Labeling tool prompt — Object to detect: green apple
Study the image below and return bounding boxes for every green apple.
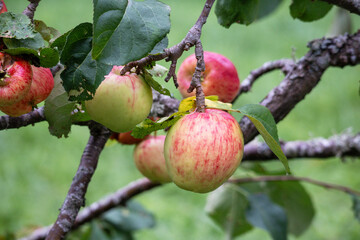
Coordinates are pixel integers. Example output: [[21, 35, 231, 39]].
[[85, 66, 152, 132], [164, 109, 244, 193]]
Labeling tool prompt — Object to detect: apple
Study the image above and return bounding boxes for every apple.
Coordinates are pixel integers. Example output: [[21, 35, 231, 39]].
[[177, 51, 240, 103], [164, 109, 244, 193], [117, 131, 145, 145], [0, 66, 54, 116], [0, 0, 7, 14], [85, 66, 153, 133], [133, 135, 171, 183], [0, 53, 32, 107]]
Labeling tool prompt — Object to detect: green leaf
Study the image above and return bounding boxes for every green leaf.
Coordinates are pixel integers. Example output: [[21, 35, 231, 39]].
[[238, 104, 290, 174], [3, 33, 45, 50], [149, 36, 168, 55], [39, 48, 59, 68], [92, 0, 171, 65], [215, 0, 283, 28], [143, 70, 171, 96], [290, 0, 333, 22], [246, 193, 288, 240], [44, 71, 76, 138], [268, 181, 315, 236], [102, 201, 155, 232], [131, 112, 186, 139], [34, 20, 61, 44], [178, 95, 220, 113], [351, 194, 360, 222], [0, 12, 38, 39], [56, 22, 112, 101], [4, 47, 38, 57], [89, 222, 111, 240], [205, 184, 253, 238]]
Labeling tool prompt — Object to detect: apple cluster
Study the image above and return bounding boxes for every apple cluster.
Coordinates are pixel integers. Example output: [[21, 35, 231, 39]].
[[105, 52, 243, 193], [0, 53, 54, 116]]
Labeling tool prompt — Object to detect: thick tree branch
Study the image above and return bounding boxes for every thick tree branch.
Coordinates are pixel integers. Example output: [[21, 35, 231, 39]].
[[150, 90, 179, 119], [23, 0, 41, 21], [320, 0, 360, 15], [0, 107, 45, 130], [241, 31, 360, 143], [243, 131, 360, 161], [233, 59, 295, 101], [22, 178, 159, 240], [45, 122, 110, 240], [121, 0, 215, 100], [229, 175, 360, 196]]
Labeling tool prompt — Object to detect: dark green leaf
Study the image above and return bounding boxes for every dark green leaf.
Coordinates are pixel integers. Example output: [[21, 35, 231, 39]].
[[268, 181, 315, 236], [39, 48, 59, 68], [290, 0, 333, 22], [215, 0, 282, 28], [92, 0, 171, 65], [44, 71, 76, 138], [3, 33, 45, 50], [0, 12, 37, 39], [205, 184, 253, 238], [238, 104, 290, 174], [89, 222, 110, 240], [131, 112, 186, 139], [143, 70, 171, 96], [55, 23, 112, 101], [4, 47, 38, 56], [246, 193, 288, 240], [150, 36, 168, 55], [351, 194, 360, 222], [102, 201, 155, 232]]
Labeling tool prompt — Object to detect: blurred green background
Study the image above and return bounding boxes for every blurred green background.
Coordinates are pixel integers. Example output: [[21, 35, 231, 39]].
[[1, 0, 360, 239]]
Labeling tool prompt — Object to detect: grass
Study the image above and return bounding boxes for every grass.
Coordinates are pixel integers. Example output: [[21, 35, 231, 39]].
[[1, 0, 360, 239]]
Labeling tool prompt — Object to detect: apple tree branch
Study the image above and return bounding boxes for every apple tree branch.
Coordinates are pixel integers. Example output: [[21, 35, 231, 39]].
[[320, 0, 360, 15], [45, 122, 110, 240], [23, 0, 42, 21]]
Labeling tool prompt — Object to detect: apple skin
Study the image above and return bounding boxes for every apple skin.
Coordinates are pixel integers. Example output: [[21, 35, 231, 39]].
[[177, 51, 240, 103], [117, 131, 145, 145], [0, 66, 54, 116], [133, 135, 171, 183], [164, 109, 244, 193], [0, 53, 33, 107], [85, 66, 153, 133], [0, 0, 7, 14]]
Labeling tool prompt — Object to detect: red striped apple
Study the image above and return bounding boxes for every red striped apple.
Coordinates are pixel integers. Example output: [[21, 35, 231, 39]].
[[133, 135, 171, 183], [0, 66, 54, 116], [164, 109, 244, 193], [0, 53, 32, 107], [0, 0, 7, 14], [177, 51, 240, 103], [85, 66, 153, 133]]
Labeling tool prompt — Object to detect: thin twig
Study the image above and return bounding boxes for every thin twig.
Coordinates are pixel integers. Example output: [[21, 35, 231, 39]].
[[121, 0, 215, 111], [320, 0, 360, 15], [243, 131, 360, 161], [23, 0, 41, 21], [229, 175, 360, 196], [45, 122, 110, 240]]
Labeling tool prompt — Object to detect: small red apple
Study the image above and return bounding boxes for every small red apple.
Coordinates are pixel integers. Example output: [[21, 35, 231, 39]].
[[133, 135, 171, 183], [0, 0, 7, 14], [0, 53, 32, 107], [177, 51, 240, 103], [117, 131, 145, 145], [164, 109, 244, 193], [0, 66, 54, 116], [85, 66, 153, 133]]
